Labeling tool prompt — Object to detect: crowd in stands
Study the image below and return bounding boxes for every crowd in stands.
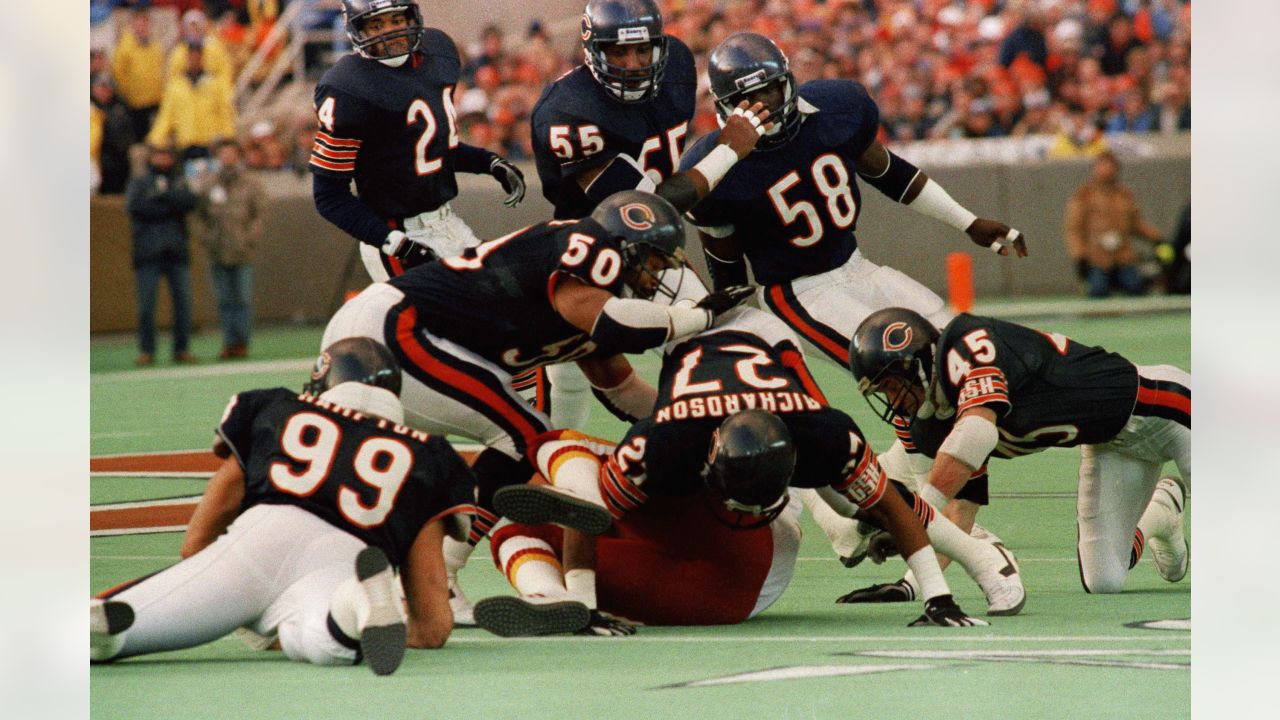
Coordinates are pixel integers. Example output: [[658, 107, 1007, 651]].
[[92, 0, 1191, 195]]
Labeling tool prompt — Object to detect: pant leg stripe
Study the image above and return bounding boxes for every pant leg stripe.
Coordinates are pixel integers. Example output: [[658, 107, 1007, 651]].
[[764, 283, 850, 365]]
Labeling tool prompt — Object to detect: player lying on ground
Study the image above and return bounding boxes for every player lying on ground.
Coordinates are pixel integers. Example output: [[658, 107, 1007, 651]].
[[844, 308, 1189, 597], [478, 308, 1025, 634], [317, 190, 755, 625], [90, 339, 475, 675]]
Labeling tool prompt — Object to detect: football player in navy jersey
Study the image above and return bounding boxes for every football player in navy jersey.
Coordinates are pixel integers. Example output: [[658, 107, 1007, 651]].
[[310, 0, 527, 282], [680, 31, 1028, 576], [847, 307, 1190, 596], [317, 190, 753, 624], [487, 307, 1027, 634], [526, 0, 769, 431], [90, 339, 476, 676]]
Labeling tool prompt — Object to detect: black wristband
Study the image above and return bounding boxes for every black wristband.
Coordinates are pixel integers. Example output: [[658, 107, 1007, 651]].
[[703, 247, 749, 290]]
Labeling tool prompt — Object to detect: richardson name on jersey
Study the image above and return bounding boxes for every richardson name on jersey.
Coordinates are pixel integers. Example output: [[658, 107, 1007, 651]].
[[298, 393, 431, 443], [654, 390, 822, 423]]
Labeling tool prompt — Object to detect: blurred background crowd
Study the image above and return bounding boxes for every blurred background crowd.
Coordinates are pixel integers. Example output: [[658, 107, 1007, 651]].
[[91, 0, 1190, 193]]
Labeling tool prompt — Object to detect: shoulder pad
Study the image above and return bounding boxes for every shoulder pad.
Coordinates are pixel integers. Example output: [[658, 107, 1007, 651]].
[[421, 27, 462, 82], [664, 35, 697, 86], [799, 79, 880, 151]]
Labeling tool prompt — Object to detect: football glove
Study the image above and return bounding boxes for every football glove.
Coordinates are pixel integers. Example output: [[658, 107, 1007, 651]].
[[382, 230, 438, 264], [489, 157, 526, 208], [840, 525, 899, 568], [695, 285, 755, 317], [575, 610, 637, 637], [908, 594, 989, 627], [836, 579, 915, 604]]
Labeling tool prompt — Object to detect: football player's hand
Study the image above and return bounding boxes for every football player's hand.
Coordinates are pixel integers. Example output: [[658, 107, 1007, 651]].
[[489, 157, 526, 207], [720, 101, 772, 158], [836, 580, 915, 604], [966, 218, 1028, 258], [575, 610, 637, 637], [908, 594, 989, 627], [382, 230, 438, 263], [695, 285, 755, 317]]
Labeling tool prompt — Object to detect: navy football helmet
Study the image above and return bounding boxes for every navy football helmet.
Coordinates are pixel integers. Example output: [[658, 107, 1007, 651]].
[[589, 190, 687, 300], [305, 337, 402, 396], [704, 410, 796, 530], [581, 0, 668, 103], [708, 33, 801, 150], [341, 0, 424, 61], [849, 308, 939, 424]]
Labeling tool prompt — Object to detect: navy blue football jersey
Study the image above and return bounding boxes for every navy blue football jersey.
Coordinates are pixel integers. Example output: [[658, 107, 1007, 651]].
[[930, 314, 1140, 457], [310, 31, 466, 220], [387, 218, 630, 373], [681, 79, 881, 285], [531, 36, 696, 219], [216, 388, 476, 567], [610, 309, 887, 508]]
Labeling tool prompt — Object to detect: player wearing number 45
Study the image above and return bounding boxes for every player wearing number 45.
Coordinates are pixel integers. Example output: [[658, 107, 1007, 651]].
[[848, 308, 1190, 595], [318, 190, 755, 624], [90, 339, 477, 676], [310, 0, 527, 282]]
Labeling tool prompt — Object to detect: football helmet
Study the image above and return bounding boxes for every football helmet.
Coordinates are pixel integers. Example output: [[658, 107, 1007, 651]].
[[849, 308, 939, 424], [581, 0, 668, 103], [704, 410, 796, 530], [708, 33, 801, 151], [341, 0, 424, 61], [589, 190, 688, 300], [305, 337, 402, 396]]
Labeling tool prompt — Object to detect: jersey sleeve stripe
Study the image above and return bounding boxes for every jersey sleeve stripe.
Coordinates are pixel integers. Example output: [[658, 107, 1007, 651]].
[[957, 366, 1010, 414], [310, 155, 356, 173], [312, 144, 359, 161], [316, 130, 362, 148], [600, 459, 646, 518]]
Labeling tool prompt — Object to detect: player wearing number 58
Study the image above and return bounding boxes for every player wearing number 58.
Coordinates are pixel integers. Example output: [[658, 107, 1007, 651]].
[[309, 0, 526, 282]]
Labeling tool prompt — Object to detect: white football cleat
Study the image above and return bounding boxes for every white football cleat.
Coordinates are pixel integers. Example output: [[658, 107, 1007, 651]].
[[975, 538, 1026, 616], [1144, 477, 1189, 583], [448, 573, 476, 627], [355, 546, 407, 676], [90, 598, 134, 662]]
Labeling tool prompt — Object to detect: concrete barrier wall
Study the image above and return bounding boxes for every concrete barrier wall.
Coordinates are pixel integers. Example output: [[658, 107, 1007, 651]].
[[90, 154, 1190, 334]]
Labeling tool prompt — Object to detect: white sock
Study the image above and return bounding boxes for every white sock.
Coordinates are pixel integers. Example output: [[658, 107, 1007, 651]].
[[905, 546, 950, 600], [443, 535, 475, 576], [497, 535, 567, 600], [537, 441, 608, 507], [548, 363, 591, 429], [925, 511, 998, 581], [793, 487, 863, 559], [328, 576, 370, 640]]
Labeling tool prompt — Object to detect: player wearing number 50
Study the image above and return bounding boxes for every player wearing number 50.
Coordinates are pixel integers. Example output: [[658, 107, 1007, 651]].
[[90, 339, 477, 676], [318, 190, 754, 622], [849, 308, 1190, 595], [310, 0, 527, 282]]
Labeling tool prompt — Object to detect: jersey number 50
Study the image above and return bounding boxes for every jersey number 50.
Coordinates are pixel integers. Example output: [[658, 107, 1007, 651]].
[[269, 412, 412, 529]]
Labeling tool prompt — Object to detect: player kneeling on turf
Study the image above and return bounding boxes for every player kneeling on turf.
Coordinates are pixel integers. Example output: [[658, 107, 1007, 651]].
[[90, 339, 476, 675]]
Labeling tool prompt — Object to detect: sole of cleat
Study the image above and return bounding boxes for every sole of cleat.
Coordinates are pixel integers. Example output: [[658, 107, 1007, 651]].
[[493, 485, 612, 536], [473, 596, 591, 638], [356, 547, 407, 676]]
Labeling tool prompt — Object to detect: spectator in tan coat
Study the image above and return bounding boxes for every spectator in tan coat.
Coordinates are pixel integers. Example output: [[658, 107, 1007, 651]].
[[1064, 151, 1164, 297], [196, 140, 266, 360]]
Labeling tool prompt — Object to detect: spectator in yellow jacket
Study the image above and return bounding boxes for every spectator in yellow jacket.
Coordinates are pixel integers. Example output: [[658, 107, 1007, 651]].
[[111, 8, 167, 140], [147, 45, 237, 160], [167, 9, 234, 90]]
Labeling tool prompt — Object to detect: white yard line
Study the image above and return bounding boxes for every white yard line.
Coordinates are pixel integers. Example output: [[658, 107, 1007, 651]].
[[93, 358, 313, 384]]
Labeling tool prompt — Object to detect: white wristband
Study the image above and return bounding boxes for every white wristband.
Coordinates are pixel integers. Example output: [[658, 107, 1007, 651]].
[[910, 178, 977, 232], [565, 568, 597, 610], [692, 143, 740, 191], [905, 545, 950, 601], [667, 304, 713, 340]]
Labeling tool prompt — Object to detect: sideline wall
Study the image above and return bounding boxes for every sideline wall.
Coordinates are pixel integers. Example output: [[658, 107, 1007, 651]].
[[90, 154, 1189, 334]]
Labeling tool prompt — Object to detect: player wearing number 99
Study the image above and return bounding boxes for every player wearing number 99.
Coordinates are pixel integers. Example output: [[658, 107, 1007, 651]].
[[317, 190, 754, 624], [89, 338, 477, 676], [850, 307, 1190, 595], [310, 0, 526, 283]]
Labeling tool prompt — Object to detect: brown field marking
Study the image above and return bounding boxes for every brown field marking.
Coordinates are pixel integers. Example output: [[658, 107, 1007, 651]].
[[91, 451, 222, 473]]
